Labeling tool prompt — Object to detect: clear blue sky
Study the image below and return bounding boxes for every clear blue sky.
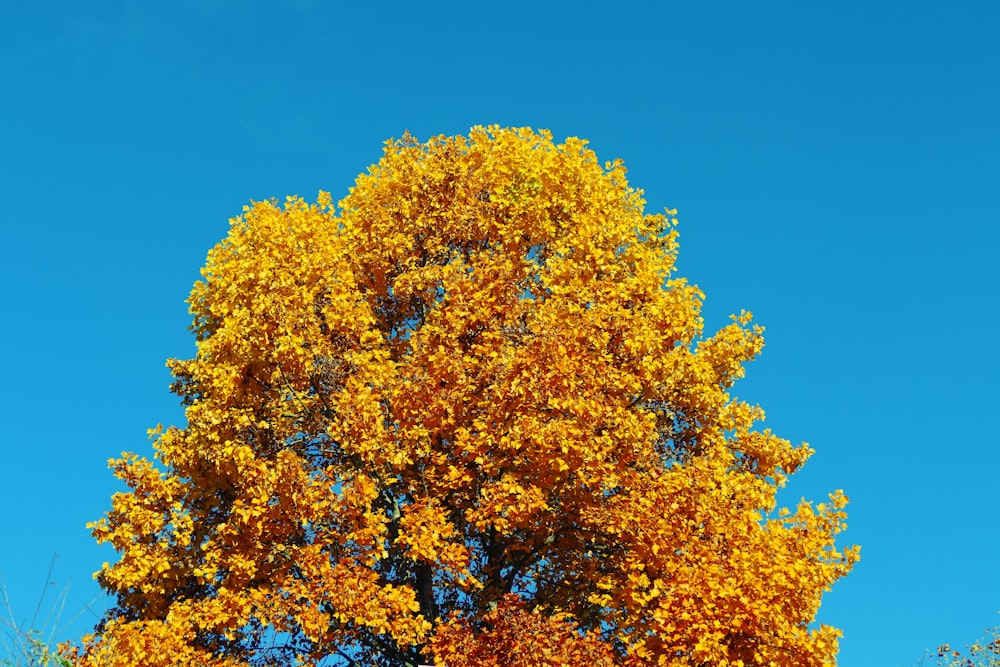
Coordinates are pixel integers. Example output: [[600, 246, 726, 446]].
[[2, 2, 997, 665]]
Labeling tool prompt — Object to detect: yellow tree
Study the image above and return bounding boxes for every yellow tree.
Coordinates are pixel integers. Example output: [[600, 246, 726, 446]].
[[67, 127, 858, 667]]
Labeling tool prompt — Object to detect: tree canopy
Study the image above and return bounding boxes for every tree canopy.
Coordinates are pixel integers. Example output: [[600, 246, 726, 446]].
[[68, 126, 858, 666]]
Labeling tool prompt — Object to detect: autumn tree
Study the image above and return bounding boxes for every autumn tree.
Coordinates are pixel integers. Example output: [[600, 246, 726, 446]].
[[68, 127, 858, 667]]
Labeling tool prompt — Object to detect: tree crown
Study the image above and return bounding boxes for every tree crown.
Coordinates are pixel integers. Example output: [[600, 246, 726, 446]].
[[69, 126, 858, 667]]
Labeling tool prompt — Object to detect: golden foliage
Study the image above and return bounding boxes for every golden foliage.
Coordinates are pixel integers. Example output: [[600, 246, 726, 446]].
[[69, 127, 857, 666]]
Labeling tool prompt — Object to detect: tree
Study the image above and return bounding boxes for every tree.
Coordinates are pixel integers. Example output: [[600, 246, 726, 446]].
[[928, 622, 1000, 667], [67, 127, 858, 666]]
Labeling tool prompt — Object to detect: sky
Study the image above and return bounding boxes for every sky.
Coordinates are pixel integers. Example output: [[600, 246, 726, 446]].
[[1, 1, 997, 664]]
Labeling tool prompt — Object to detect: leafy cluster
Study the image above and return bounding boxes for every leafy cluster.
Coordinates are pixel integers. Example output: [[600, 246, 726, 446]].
[[933, 624, 1000, 667], [67, 127, 857, 666]]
